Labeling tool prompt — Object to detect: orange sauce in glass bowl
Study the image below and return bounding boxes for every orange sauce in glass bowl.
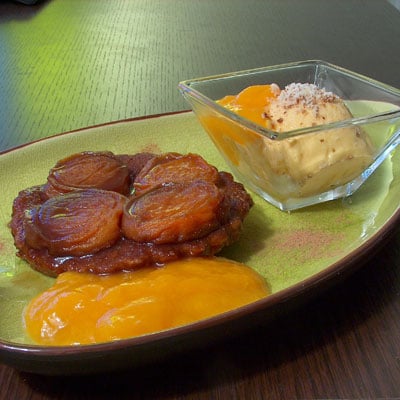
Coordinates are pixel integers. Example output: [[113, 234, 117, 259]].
[[24, 257, 269, 346], [198, 84, 279, 166], [217, 84, 279, 127]]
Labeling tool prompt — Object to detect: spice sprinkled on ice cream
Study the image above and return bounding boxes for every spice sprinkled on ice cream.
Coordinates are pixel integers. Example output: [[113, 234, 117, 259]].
[[268, 83, 352, 131], [215, 83, 375, 199]]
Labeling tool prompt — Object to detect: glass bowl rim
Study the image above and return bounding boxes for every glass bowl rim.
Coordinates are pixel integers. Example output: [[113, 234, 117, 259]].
[[178, 60, 400, 141]]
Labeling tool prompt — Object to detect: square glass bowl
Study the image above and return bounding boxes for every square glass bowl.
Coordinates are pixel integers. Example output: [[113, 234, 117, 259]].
[[178, 60, 400, 211]]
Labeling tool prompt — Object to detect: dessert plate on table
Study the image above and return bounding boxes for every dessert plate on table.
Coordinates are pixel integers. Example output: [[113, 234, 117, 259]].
[[0, 110, 399, 375]]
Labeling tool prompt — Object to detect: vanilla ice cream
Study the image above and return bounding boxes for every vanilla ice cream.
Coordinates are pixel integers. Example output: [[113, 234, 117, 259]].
[[208, 82, 375, 207], [268, 83, 352, 132], [259, 83, 375, 197]]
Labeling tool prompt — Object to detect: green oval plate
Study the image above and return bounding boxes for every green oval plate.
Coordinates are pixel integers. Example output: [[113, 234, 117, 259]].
[[0, 110, 399, 375]]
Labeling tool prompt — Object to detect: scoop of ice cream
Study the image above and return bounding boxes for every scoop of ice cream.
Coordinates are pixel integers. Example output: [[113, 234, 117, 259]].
[[261, 83, 375, 197], [268, 83, 351, 132], [212, 82, 375, 204]]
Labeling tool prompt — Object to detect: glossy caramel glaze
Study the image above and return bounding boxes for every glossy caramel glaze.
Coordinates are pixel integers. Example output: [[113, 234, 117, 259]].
[[10, 152, 253, 276]]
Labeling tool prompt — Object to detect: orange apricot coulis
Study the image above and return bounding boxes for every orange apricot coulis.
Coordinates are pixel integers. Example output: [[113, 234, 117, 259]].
[[24, 257, 268, 346], [201, 84, 279, 166], [217, 84, 279, 127]]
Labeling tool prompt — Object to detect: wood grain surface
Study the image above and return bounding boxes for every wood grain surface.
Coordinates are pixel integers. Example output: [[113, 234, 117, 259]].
[[1, 0, 400, 399]]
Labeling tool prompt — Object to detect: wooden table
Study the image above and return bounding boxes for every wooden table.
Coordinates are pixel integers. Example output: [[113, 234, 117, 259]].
[[1, 0, 400, 398]]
